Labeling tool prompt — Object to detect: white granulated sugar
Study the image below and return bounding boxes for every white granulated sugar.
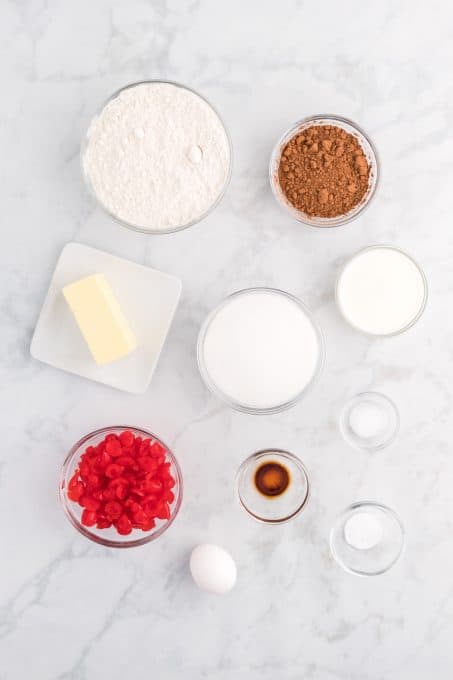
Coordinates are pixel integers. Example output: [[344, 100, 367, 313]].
[[202, 291, 321, 410], [83, 83, 231, 231]]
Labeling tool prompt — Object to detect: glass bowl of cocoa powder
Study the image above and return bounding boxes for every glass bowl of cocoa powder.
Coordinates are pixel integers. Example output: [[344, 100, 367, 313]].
[[269, 115, 379, 227]]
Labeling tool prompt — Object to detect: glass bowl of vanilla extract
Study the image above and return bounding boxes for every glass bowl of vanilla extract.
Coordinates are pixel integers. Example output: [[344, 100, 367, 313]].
[[235, 449, 310, 524]]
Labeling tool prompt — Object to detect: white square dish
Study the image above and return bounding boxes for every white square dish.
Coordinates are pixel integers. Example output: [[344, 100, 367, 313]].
[[31, 242, 182, 393]]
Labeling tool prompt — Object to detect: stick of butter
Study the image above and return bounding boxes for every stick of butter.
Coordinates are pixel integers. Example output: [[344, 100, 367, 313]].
[[63, 274, 137, 365]]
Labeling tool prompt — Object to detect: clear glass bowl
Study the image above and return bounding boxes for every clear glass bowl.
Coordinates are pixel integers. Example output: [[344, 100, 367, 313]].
[[330, 501, 404, 576], [269, 114, 379, 227], [197, 287, 325, 415], [339, 392, 400, 451], [236, 449, 310, 524], [335, 244, 428, 337], [60, 426, 183, 548], [81, 79, 232, 235]]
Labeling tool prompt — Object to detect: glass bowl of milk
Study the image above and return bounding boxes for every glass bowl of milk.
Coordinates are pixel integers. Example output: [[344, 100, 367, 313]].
[[336, 245, 428, 336], [197, 288, 325, 414]]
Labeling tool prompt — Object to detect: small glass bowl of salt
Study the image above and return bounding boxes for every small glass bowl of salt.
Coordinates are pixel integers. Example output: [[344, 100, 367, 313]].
[[339, 391, 399, 452], [330, 501, 405, 576]]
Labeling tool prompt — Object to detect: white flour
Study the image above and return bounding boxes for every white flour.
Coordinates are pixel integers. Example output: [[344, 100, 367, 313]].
[[83, 82, 231, 231]]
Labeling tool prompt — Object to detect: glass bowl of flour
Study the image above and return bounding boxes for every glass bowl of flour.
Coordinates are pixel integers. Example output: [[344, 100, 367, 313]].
[[81, 80, 232, 234]]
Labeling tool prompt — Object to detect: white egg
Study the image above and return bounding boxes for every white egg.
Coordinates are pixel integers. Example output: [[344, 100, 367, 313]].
[[189, 543, 237, 594]]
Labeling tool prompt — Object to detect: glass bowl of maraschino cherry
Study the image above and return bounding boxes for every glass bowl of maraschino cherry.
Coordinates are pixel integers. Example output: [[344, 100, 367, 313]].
[[60, 426, 183, 548]]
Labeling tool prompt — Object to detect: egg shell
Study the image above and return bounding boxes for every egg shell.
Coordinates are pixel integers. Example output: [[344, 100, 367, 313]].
[[189, 543, 237, 594]]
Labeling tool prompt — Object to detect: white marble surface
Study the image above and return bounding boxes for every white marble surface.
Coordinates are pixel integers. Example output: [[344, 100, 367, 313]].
[[1, 1, 453, 678]]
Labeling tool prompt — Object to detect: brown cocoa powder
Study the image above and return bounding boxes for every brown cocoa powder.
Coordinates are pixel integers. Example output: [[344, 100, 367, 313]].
[[277, 125, 370, 218]]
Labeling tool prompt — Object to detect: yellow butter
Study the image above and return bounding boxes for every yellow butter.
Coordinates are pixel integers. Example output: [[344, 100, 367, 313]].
[[63, 274, 136, 365]]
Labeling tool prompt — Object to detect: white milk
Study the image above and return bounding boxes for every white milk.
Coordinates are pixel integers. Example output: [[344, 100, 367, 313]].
[[200, 290, 322, 411], [336, 246, 426, 335]]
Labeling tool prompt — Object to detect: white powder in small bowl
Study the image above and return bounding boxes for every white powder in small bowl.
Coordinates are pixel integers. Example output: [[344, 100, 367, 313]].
[[348, 401, 388, 440], [344, 512, 383, 550], [83, 82, 231, 233]]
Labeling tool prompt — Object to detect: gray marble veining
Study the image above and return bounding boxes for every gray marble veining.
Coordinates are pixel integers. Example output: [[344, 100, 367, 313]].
[[1, 0, 453, 678]]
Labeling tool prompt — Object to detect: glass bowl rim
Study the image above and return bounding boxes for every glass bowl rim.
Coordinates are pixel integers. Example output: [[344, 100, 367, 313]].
[[60, 425, 183, 548], [269, 113, 380, 228], [329, 500, 405, 576], [80, 79, 233, 235], [235, 448, 310, 524], [339, 390, 400, 451], [196, 287, 326, 415], [335, 244, 429, 337]]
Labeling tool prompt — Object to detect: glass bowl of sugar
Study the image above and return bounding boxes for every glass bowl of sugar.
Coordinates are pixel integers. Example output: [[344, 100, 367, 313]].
[[81, 80, 232, 234], [197, 288, 325, 415]]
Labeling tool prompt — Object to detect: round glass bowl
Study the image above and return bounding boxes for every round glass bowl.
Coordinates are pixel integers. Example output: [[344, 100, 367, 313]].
[[269, 114, 379, 227], [336, 245, 428, 336], [197, 288, 325, 415], [340, 392, 399, 452], [81, 79, 232, 234], [236, 450, 310, 524], [330, 502, 404, 576], [60, 426, 183, 548]]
